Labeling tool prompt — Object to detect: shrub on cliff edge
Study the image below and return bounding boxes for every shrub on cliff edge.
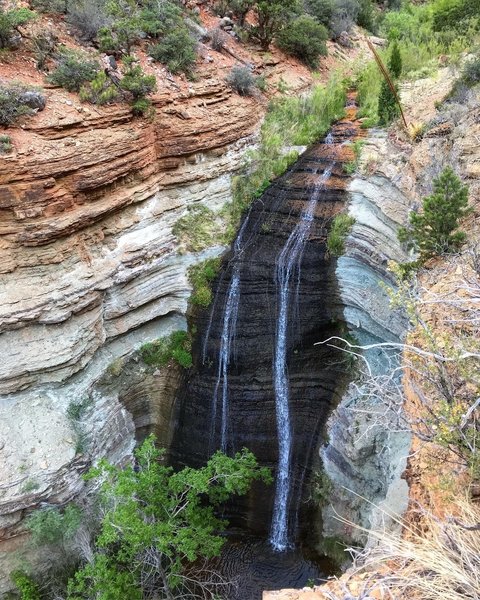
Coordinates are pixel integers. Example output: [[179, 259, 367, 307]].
[[398, 167, 470, 259]]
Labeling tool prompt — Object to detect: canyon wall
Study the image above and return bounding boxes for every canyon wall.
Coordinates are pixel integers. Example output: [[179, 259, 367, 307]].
[[0, 60, 315, 588]]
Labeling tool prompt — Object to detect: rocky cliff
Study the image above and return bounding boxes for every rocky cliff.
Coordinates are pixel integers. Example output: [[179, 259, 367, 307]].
[[264, 63, 480, 600], [0, 13, 325, 585]]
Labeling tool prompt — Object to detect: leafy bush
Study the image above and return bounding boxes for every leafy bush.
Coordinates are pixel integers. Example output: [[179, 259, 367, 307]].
[[249, 0, 300, 50], [11, 571, 41, 600], [462, 54, 480, 85], [0, 7, 35, 49], [356, 0, 377, 32], [227, 65, 256, 95], [330, 0, 359, 37], [67, 0, 110, 42], [432, 0, 480, 31], [305, 0, 334, 28], [140, 330, 193, 369], [210, 27, 226, 51], [398, 167, 470, 259], [276, 15, 328, 69], [173, 205, 219, 252], [80, 71, 120, 104], [0, 134, 12, 153], [32, 30, 57, 70], [140, 0, 183, 38], [26, 505, 82, 546], [118, 57, 156, 115], [189, 258, 221, 308], [48, 49, 99, 92], [327, 213, 355, 256], [148, 28, 197, 75], [67, 436, 270, 599], [31, 0, 67, 13], [0, 82, 36, 125]]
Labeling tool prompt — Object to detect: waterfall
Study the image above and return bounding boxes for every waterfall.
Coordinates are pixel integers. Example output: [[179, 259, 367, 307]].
[[208, 209, 253, 453], [270, 137, 334, 552]]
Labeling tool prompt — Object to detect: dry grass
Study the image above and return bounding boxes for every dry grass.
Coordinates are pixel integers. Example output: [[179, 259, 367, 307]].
[[330, 498, 480, 600]]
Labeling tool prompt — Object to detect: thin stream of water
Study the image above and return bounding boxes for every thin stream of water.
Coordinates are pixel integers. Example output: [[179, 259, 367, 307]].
[[270, 135, 334, 551]]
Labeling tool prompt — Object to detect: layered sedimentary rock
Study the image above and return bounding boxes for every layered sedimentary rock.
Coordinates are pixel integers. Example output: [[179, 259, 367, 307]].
[[0, 63, 313, 589]]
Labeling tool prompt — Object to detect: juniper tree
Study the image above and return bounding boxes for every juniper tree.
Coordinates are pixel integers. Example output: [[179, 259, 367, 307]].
[[67, 436, 271, 600], [398, 167, 470, 259], [389, 40, 402, 78]]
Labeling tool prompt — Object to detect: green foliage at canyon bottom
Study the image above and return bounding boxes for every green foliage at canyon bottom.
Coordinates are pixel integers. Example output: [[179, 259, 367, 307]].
[[65, 436, 271, 600]]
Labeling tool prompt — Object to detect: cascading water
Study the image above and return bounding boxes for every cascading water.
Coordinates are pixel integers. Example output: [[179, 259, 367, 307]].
[[170, 97, 365, 599], [270, 146, 334, 551], [208, 211, 253, 452]]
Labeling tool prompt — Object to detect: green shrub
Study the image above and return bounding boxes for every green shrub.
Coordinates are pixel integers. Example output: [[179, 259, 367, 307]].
[[0, 7, 35, 49], [80, 70, 120, 104], [227, 65, 256, 95], [378, 79, 399, 125], [31, 0, 67, 13], [0, 82, 36, 126], [67, 0, 110, 42], [377, 44, 402, 126], [139, 0, 183, 38], [140, 330, 192, 368], [148, 28, 197, 75], [389, 40, 402, 79], [432, 0, 480, 31], [0, 134, 12, 153], [327, 213, 355, 256], [398, 167, 470, 259], [305, 0, 334, 28], [356, 0, 377, 32], [26, 505, 83, 546], [249, 0, 300, 50], [462, 54, 480, 85], [276, 15, 328, 69], [11, 571, 41, 600], [48, 48, 99, 92], [120, 57, 156, 100], [188, 258, 221, 308]]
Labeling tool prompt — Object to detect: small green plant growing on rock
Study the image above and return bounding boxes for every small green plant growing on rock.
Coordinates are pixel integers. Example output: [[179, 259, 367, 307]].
[[0, 134, 12, 153], [11, 570, 41, 600], [398, 167, 470, 260], [188, 258, 221, 308], [0, 6, 36, 50], [140, 330, 193, 369], [327, 213, 355, 256], [80, 70, 120, 105], [148, 28, 197, 75], [227, 65, 256, 96], [26, 504, 83, 546], [48, 48, 99, 92], [119, 56, 157, 116]]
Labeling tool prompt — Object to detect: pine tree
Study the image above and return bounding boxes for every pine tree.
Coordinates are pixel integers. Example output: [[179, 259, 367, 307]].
[[398, 167, 470, 259], [377, 40, 402, 125], [378, 78, 399, 125], [389, 40, 402, 79]]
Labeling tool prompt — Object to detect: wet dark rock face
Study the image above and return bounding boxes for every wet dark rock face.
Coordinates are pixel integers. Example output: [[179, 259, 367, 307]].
[[170, 111, 362, 548]]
